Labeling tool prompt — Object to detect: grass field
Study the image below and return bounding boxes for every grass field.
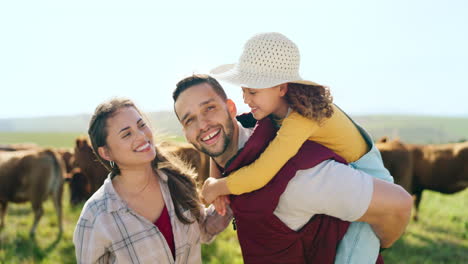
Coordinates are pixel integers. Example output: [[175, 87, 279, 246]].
[[0, 189, 466, 263], [1, 133, 467, 263]]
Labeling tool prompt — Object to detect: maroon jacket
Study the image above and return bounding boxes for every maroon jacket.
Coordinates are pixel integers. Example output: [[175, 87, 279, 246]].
[[221, 114, 351, 263]]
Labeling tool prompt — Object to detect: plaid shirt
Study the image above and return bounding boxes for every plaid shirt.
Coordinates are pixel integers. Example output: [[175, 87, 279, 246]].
[[73, 170, 232, 264]]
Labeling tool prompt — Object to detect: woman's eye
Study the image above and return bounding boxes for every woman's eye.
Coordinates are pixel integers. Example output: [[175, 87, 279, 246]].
[[122, 132, 131, 138], [139, 122, 146, 128], [207, 106, 215, 111]]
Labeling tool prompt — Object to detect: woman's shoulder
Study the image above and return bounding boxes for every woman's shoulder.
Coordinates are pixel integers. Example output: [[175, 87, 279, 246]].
[[79, 179, 123, 223]]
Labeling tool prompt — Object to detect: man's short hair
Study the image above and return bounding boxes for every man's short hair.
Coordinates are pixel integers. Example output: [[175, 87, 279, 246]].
[[173, 74, 228, 102]]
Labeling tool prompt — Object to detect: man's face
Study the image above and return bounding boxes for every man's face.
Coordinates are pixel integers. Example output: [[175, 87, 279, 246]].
[[174, 83, 237, 157]]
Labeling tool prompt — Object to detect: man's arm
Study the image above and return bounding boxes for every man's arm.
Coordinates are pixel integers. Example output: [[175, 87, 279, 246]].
[[356, 177, 412, 248], [274, 159, 412, 247]]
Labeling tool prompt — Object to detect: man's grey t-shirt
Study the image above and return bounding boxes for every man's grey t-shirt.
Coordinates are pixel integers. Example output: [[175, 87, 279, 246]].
[[237, 122, 373, 231]]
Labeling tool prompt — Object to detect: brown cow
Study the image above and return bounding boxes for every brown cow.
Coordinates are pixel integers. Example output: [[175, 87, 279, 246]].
[[69, 167, 90, 206], [375, 137, 413, 193], [1, 144, 75, 178], [72, 137, 109, 203], [408, 141, 468, 220], [377, 137, 468, 220], [0, 149, 64, 236], [56, 148, 76, 177]]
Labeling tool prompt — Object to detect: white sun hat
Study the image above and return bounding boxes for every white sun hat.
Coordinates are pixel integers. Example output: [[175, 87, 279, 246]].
[[210, 32, 319, 89]]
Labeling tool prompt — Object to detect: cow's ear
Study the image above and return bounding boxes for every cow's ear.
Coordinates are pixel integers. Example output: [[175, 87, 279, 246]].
[[77, 137, 86, 148], [98, 146, 111, 161]]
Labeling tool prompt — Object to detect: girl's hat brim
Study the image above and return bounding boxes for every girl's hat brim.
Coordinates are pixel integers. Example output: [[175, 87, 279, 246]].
[[210, 63, 320, 89]]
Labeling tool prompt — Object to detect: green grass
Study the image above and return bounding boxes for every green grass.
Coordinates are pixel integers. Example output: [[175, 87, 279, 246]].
[[0, 187, 243, 264], [0, 188, 82, 264], [202, 227, 243, 264], [381, 190, 468, 264]]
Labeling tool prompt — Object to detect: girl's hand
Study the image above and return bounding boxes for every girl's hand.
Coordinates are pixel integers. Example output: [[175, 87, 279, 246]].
[[213, 195, 230, 216], [202, 177, 231, 204], [201, 177, 220, 204]]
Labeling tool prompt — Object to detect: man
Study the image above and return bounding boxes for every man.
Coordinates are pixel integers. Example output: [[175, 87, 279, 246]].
[[173, 75, 412, 263]]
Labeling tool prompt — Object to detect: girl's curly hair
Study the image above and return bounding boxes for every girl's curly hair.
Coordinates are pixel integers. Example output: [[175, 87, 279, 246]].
[[285, 82, 334, 124]]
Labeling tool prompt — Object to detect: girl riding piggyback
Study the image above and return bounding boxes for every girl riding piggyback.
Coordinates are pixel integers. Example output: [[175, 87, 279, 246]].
[[202, 32, 394, 264]]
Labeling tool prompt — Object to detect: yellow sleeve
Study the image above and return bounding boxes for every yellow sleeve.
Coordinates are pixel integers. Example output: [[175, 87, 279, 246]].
[[226, 111, 320, 194]]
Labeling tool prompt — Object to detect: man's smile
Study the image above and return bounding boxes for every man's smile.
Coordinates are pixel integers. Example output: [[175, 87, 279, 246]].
[[200, 129, 221, 145]]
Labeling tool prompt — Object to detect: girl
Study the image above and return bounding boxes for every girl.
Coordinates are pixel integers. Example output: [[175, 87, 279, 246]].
[[73, 98, 231, 264], [203, 32, 393, 264]]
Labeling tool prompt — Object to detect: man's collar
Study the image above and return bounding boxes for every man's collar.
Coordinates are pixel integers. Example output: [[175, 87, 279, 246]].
[[219, 121, 253, 170], [237, 121, 254, 150]]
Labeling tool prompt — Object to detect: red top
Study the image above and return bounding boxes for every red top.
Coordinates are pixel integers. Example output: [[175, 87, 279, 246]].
[[154, 205, 175, 259]]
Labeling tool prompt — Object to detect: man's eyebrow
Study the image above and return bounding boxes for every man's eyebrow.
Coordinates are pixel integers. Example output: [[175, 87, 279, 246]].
[[180, 99, 215, 123]]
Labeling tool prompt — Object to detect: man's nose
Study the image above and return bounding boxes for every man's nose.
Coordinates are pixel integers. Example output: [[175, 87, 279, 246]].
[[198, 116, 210, 131]]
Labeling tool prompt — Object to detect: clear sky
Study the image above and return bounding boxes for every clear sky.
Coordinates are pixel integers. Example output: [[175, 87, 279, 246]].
[[1, 0, 467, 119]]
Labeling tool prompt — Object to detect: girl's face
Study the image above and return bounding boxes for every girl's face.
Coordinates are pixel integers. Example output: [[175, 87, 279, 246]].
[[242, 85, 288, 120], [98, 107, 156, 169]]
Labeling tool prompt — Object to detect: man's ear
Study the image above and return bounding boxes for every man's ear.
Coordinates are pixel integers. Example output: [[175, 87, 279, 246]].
[[279, 83, 288, 97], [226, 99, 237, 118], [98, 146, 112, 162]]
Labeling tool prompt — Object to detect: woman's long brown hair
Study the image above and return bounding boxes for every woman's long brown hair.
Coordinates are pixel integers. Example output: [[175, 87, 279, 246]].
[[88, 98, 201, 224]]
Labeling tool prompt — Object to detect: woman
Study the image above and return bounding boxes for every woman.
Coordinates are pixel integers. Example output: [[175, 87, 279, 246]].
[[73, 98, 231, 263]]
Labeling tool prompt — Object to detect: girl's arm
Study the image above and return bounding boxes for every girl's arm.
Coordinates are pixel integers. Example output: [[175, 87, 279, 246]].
[[227, 111, 319, 194], [201, 111, 319, 201], [202, 177, 230, 204]]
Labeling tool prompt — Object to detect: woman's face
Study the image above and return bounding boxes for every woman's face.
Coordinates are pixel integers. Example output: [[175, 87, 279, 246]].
[[99, 107, 156, 169]]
